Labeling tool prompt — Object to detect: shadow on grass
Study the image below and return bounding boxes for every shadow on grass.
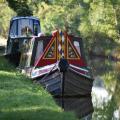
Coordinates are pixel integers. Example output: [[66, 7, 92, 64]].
[[0, 56, 16, 72], [0, 108, 76, 120]]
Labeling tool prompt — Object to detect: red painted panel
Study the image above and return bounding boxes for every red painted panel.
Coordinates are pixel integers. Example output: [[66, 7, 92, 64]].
[[35, 30, 87, 68], [35, 33, 57, 67]]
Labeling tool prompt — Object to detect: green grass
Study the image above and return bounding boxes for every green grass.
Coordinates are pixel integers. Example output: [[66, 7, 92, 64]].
[[0, 56, 76, 120]]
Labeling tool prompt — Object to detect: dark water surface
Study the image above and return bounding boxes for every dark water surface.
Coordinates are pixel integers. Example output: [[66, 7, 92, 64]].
[[54, 56, 120, 120]]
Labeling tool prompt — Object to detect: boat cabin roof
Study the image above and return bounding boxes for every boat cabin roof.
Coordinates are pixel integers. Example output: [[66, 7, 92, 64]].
[[11, 16, 40, 21], [9, 16, 41, 38]]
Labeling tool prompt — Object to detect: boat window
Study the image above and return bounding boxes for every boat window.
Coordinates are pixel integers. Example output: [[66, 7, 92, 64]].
[[10, 20, 17, 37], [44, 41, 56, 59], [73, 41, 81, 56], [35, 40, 43, 62], [18, 19, 33, 37], [33, 20, 40, 36]]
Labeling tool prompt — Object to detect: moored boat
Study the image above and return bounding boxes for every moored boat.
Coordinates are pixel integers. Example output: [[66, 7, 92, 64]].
[[23, 30, 94, 96], [5, 16, 41, 65]]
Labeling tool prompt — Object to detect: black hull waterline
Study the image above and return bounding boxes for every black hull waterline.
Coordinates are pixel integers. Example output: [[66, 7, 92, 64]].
[[36, 67, 93, 97]]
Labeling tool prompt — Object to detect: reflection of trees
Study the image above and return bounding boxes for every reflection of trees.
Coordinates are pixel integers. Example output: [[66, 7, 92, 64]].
[[93, 76, 120, 120], [104, 62, 120, 114], [93, 98, 116, 120], [114, 80, 120, 107], [91, 58, 120, 119], [88, 58, 114, 76]]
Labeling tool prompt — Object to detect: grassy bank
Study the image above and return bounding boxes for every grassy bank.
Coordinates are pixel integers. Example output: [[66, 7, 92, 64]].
[[0, 56, 76, 120]]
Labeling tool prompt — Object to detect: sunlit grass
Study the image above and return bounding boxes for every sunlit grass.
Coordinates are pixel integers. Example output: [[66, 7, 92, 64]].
[[0, 56, 76, 120]]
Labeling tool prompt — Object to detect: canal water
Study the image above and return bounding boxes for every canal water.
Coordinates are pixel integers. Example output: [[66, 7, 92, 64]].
[[54, 56, 120, 120], [90, 56, 120, 120]]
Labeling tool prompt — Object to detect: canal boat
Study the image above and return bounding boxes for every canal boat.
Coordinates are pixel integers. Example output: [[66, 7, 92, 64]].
[[6, 16, 41, 65], [18, 30, 93, 96]]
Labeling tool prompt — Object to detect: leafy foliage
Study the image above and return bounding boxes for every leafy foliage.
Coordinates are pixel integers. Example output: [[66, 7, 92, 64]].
[[6, 0, 33, 16], [0, 3, 15, 37]]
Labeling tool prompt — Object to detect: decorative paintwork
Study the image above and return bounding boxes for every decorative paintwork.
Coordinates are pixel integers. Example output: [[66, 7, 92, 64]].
[[35, 30, 86, 67]]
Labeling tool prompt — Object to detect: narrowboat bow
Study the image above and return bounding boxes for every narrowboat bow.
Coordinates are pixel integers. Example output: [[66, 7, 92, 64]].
[[26, 30, 94, 96]]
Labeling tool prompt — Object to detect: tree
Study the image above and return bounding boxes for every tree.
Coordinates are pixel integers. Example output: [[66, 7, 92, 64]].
[[34, 0, 85, 35], [6, 0, 33, 16], [0, 3, 15, 37]]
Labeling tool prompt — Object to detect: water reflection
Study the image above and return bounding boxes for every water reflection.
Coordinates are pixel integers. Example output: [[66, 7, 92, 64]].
[[89, 56, 120, 120], [53, 56, 120, 119], [54, 96, 94, 119], [92, 76, 110, 107]]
